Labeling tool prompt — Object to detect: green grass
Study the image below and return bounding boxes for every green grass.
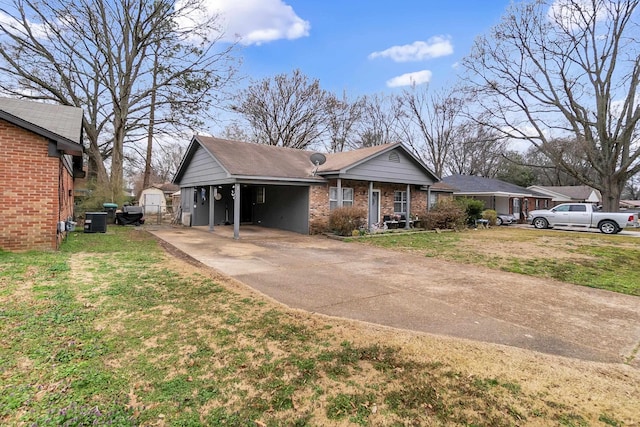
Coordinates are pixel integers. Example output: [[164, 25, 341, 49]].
[[361, 228, 640, 295], [0, 227, 634, 425]]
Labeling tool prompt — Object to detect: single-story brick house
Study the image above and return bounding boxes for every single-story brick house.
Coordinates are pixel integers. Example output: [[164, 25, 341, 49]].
[[0, 98, 84, 251], [172, 136, 439, 238], [441, 174, 552, 222], [526, 185, 601, 206]]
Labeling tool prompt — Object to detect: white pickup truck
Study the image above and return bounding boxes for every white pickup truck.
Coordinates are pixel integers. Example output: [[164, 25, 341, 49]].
[[527, 203, 640, 234]]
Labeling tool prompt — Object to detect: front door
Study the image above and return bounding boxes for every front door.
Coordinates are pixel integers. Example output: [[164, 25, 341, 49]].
[[370, 190, 380, 225]]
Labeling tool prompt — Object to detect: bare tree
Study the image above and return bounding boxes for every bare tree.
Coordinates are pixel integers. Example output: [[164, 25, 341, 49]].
[[221, 122, 252, 142], [356, 93, 402, 147], [0, 0, 237, 202], [524, 138, 597, 186], [463, 0, 640, 211], [325, 91, 364, 152], [622, 173, 640, 199], [397, 85, 464, 178], [446, 120, 507, 177], [233, 69, 332, 149]]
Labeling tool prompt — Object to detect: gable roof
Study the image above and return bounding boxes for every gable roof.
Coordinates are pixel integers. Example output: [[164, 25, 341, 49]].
[[174, 136, 439, 185], [442, 174, 550, 198], [182, 135, 323, 181], [0, 98, 84, 156], [529, 185, 600, 202], [316, 142, 439, 182]]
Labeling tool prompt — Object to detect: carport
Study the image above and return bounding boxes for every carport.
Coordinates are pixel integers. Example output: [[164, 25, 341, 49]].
[[181, 183, 312, 238], [173, 136, 325, 239]]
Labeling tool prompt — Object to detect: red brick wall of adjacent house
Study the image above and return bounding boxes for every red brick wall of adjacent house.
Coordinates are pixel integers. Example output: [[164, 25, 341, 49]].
[[0, 119, 74, 251], [308, 179, 430, 234]]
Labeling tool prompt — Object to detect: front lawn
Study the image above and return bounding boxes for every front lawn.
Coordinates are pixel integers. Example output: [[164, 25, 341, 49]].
[[360, 227, 640, 296], [1, 227, 639, 425]]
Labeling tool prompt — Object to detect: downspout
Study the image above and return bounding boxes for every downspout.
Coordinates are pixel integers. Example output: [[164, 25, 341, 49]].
[[427, 185, 431, 212]]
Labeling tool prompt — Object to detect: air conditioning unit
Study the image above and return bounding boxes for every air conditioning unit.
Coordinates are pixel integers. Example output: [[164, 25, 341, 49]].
[[84, 212, 107, 233]]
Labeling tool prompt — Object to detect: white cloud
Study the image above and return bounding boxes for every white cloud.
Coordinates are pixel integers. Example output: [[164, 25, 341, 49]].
[[547, 0, 606, 31], [386, 70, 432, 88], [179, 0, 310, 45], [369, 36, 453, 62], [0, 10, 48, 39]]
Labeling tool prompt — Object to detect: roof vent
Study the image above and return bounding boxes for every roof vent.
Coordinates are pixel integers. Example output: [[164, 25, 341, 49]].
[[388, 151, 400, 163]]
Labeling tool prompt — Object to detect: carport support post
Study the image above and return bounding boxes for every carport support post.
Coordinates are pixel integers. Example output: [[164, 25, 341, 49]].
[[208, 186, 215, 232], [368, 181, 374, 230], [233, 183, 240, 240], [405, 184, 411, 229]]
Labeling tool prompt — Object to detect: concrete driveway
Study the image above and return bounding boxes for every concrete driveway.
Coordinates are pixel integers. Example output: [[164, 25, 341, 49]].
[[149, 225, 640, 366]]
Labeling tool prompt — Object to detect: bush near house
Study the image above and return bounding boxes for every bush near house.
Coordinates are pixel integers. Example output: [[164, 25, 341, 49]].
[[329, 206, 367, 236], [422, 198, 466, 230], [457, 198, 486, 225], [482, 209, 498, 226]]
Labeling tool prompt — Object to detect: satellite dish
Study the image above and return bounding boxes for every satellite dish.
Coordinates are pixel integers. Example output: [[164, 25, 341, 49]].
[[310, 153, 326, 176], [310, 152, 326, 166]]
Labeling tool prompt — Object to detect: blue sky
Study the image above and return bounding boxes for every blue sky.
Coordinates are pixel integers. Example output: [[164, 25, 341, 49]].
[[207, 0, 513, 95]]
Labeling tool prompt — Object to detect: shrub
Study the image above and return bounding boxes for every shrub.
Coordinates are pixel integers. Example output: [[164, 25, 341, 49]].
[[329, 206, 367, 236], [482, 209, 498, 226], [422, 199, 466, 230], [457, 198, 485, 225]]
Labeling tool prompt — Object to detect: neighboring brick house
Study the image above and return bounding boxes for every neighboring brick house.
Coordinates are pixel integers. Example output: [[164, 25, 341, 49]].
[[527, 185, 601, 206], [0, 98, 84, 251], [173, 136, 439, 238], [442, 174, 552, 222]]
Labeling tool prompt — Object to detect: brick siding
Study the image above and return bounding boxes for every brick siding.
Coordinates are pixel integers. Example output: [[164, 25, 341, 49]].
[[0, 119, 75, 251], [308, 179, 430, 233]]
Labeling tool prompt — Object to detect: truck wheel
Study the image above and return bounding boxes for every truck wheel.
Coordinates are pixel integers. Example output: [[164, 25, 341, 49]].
[[599, 220, 618, 234], [532, 217, 548, 229]]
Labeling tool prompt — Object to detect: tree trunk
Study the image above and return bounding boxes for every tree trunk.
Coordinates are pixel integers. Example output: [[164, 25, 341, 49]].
[[600, 176, 625, 212]]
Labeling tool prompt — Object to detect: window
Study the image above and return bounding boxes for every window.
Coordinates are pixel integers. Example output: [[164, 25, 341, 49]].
[[535, 199, 540, 209], [394, 191, 407, 214], [554, 204, 570, 212], [256, 187, 265, 204], [428, 192, 438, 209], [544, 199, 549, 208], [329, 187, 353, 210], [513, 198, 521, 217], [569, 204, 586, 212]]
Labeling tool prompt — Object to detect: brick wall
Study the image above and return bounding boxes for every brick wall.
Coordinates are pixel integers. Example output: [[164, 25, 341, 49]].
[[308, 179, 430, 233], [0, 119, 74, 251]]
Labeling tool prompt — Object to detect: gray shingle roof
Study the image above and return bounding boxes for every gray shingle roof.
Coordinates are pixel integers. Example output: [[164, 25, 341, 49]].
[[442, 174, 549, 197], [0, 98, 83, 144], [196, 136, 323, 180], [182, 136, 439, 185], [535, 185, 598, 200]]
